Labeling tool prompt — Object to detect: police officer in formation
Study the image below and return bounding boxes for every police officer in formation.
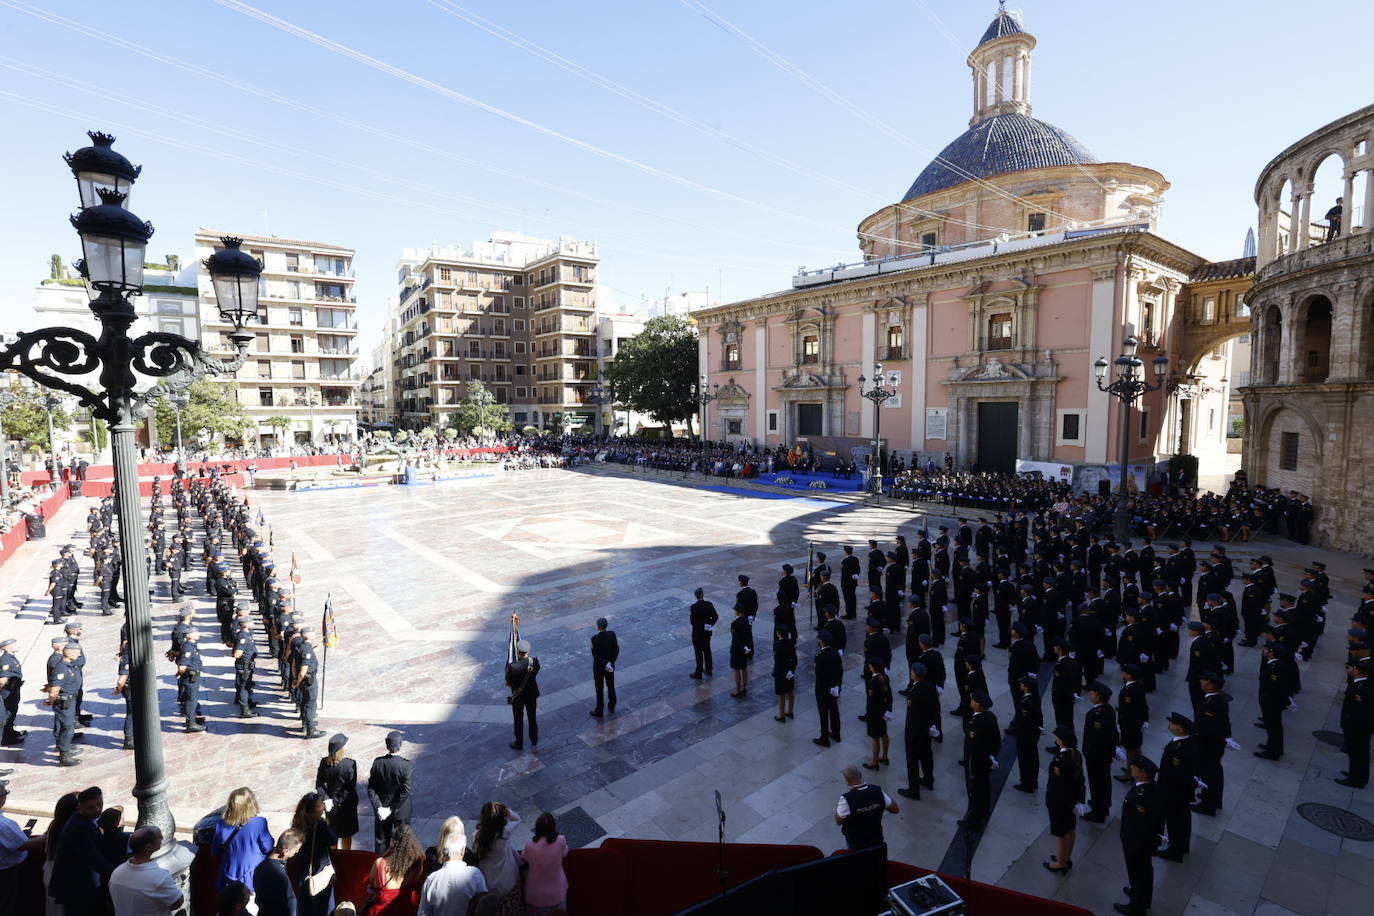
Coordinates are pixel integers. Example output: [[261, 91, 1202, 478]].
[[589, 616, 619, 717]]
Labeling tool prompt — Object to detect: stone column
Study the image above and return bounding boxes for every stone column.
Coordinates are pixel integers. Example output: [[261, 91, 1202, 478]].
[[1343, 171, 1356, 232], [860, 308, 876, 438], [1364, 167, 1374, 234], [753, 317, 768, 442], [1278, 297, 1301, 385], [1326, 283, 1360, 379]]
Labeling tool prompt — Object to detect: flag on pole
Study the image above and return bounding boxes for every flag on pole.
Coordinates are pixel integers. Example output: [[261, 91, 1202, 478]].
[[506, 613, 521, 666], [290, 552, 302, 586], [257, 509, 266, 528], [322, 594, 338, 649]]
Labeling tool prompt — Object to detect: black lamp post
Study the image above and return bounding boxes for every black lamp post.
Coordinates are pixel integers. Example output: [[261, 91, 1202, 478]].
[[1094, 336, 1169, 540], [858, 363, 899, 498], [694, 376, 719, 473], [0, 132, 261, 868]]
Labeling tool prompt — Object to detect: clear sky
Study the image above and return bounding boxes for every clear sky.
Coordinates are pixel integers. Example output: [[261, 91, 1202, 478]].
[[0, 0, 1366, 360]]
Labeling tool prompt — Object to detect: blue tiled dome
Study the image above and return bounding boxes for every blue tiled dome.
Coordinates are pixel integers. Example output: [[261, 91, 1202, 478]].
[[902, 113, 1098, 200], [978, 11, 1024, 47]]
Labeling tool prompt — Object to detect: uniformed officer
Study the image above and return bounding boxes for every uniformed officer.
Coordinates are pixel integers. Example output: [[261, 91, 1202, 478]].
[[899, 662, 939, 800], [1043, 725, 1085, 876], [505, 639, 540, 751], [813, 628, 843, 748], [96, 547, 119, 615], [839, 547, 862, 617], [45, 640, 82, 766], [59, 545, 83, 612], [42, 559, 69, 625], [1081, 680, 1119, 823], [687, 588, 719, 679], [1115, 755, 1164, 915], [1116, 664, 1149, 781], [589, 617, 619, 717], [1336, 657, 1373, 788], [176, 630, 206, 733], [1192, 671, 1231, 815], [111, 642, 134, 750], [293, 629, 324, 739], [233, 618, 259, 718], [958, 690, 1000, 831], [1048, 638, 1081, 739], [1012, 674, 1044, 793], [166, 538, 186, 598], [0, 638, 25, 746], [1155, 712, 1199, 863], [734, 575, 758, 625], [834, 764, 899, 851], [1255, 641, 1299, 760]]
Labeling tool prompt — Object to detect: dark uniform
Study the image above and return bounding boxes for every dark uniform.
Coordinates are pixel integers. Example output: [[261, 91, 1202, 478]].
[[813, 635, 843, 746], [1119, 769, 1164, 914], [367, 741, 413, 852], [961, 700, 1000, 828], [1194, 687, 1230, 814], [840, 551, 861, 619], [1083, 694, 1119, 820], [689, 596, 719, 678], [1049, 647, 1081, 732], [505, 651, 540, 750], [902, 676, 939, 796], [1045, 744, 1085, 838], [177, 638, 205, 732], [1339, 666, 1373, 788], [1014, 682, 1044, 791], [48, 650, 82, 765], [590, 624, 619, 716], [838, 782, 892, 851], [233, 623, 259, 717], [1257, 648, 1299, 758], [114, 645, 134, 749], [0, 642, 24, 745], [295, 640, 322, 738], [1157, 723, 1199, 860]]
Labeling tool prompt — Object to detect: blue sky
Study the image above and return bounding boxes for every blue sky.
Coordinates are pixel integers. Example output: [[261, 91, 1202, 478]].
[[0, 0, 1366, 358]]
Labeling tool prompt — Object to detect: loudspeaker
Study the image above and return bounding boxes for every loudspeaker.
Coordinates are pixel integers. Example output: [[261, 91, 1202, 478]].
[[1098, 480, 1111, 498]]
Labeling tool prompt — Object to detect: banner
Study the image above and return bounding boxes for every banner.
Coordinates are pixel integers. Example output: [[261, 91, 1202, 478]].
[[322, 595, 338, 649]]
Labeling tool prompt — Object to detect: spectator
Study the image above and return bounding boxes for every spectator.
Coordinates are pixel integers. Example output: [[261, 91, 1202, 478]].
[[41, 792, 79, 916], [108, 826, 183, 916], [210, 787, 274, 892], [252, 829, 302, 916], [49, 785, 115, 913], [316, 733, 360, 851], [365, 823, 424, 915], [521, 813, 569, 916], [98, 806, 131, 867], [0, 784, 36, 916], [473, 802, 524, 906], [213, 883, 250, 916], [291, 792, 337, 916], [417, 817, 486, 916], [1325, 196, 1344, 240]]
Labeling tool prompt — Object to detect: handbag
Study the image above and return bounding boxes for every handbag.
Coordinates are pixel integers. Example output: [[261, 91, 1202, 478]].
[[305, 825, 335, 896]]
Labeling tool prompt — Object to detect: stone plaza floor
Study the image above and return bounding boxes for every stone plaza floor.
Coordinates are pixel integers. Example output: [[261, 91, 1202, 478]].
[[1, 464, 1372, 915]]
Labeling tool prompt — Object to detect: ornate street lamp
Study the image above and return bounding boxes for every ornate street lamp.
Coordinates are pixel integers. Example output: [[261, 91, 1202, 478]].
[[858, 363, 899, 498], [585, 383, 608, 438], [1094, 336, 1169, 540], [694, 376, 719, 473], [0, 132, 261, 875]]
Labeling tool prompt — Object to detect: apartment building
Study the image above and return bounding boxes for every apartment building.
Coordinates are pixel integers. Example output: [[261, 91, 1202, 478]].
[[195, 231, 362, 446], [390, 232, 599, 432]]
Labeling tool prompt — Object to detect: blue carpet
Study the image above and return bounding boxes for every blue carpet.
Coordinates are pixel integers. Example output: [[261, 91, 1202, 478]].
[[757, 471, 866, 493], [702, 486, 840, 510]]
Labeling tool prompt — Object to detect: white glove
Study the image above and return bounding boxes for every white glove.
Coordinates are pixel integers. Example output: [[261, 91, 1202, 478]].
[[786, 671, 795, 680], [1299, 642, 1310, 650], [1073, 803, 1087, 816], [1106, 630, 1115, 638], [929, 725, 940, 737], [604, 663, 614, 673], [1225, 738, 1241, 751], [1194, 777, 1208, 790], [377, 807, 391, 822], [1169, 623, 1179, 632], [1220, 664, 1230, 672], [1073, 693, 1081, 703], [1287, 698, 1297, 711], [1142, 721, 1150, 730], [748, 616, 756, 625], [1155, 628, 1164, 635], [1096, 650, 1105, 659], [703, 624, 713, 632], [829, 686, 840, 698], [1140, 653, 1149, 663], [989, 756, 999, 770], [935, 686, 944, 695], [838, 649, 844, 657], [852, 575, 859, 581], [883, 711, 893, 722], [743, 646, 752, 655], [1035, 625, 1044, 634], [323, 798, 334, 812], [1115, 747, 1127, 762]]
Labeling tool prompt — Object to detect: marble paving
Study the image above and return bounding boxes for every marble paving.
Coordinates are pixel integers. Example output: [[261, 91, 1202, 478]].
[[0, 465, 1371, 915]]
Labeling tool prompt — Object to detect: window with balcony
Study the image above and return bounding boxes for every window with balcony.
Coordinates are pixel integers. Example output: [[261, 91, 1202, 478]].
[[316, 308, 351, 329], [287, 281, 301, 299], [802, 335, 819, 364], [286, 253, 300, 272], [987, 313, 1012, 350], [293, 386, 308, 401], [886, 325, 905, 359], [320, 358, 350, 379], [288, 308, 303, 326], [516, 387, 527, 398], [494, 343, 507, 359], [468, 340, 481, 358], [258, 387, 274, 406], [724, 343, 740, 370], [291, 360, 306, 380], [257, 360, 272, 379], [1027, 212, 1047, 233], [289, 335, 305, 354], [491, 295, 506, 312], [466, 270, 478, 284], [494, 319, 506, 335], [256, 307, 268, 325]]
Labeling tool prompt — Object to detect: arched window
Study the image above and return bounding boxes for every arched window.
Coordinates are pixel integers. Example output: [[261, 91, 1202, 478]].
[[987, 313, 1013, 350]]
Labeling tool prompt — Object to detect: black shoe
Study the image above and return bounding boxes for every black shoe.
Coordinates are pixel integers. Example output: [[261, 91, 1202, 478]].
[[1113, 904, 1141, 915], [509, 742, 523, 751], [857, 715, 868, 722], [77, 715, 93, 727], [1045, 745, 1060, 754], [956, 818, 984, 831], [922, 779, 935, 790], [1154, 849, 1184, 862], [1190, 804, 1217, 815], [305, 730, 325, 739], [897, 788, 921, 800], [1013, 783, 1036, 793], [609, 705, 616, 713], [1335, 777, 1366, 788], [589, 709, 604, 718], [239, 711, 258, 719], [58, 755, 81, 767], [992, 643, 1010, 650], [1254, 751, 1281, 760], [0, 768, 10, 778], [1081, 812, 1107, 823], [813, 737, 831, 748], [186, 725, 206, 733], [1043, 859, 1072, 875], [689, 672, 703, 680], [774, 715, 787, 723], [862, 762, 879, 771], [122, 738, 135, 750]]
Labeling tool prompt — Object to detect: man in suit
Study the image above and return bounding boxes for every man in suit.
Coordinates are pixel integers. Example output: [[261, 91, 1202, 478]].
[[839, 547, 861, 620], [590, 617, 619, 717], [49, 786, 114, 913], [505, 640, 541, 750], [1115, 756, 1164, 915], [899, 662, 940, 799], [688, 588, 719, 679], [1116, 664, 1149, 781], [813, 629, 843, 748], [368, 731, 413, 851]]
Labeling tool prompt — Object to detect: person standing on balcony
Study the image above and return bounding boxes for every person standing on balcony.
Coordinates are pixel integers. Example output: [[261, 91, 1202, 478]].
[[1325, 196, 1343, 240]]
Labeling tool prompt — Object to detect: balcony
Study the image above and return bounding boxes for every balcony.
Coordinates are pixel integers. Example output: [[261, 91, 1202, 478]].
[[1256, 229, 1374, 284], [884, 347, 907, 361]]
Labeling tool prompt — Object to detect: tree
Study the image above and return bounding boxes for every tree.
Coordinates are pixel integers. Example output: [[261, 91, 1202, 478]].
[[265, 415, 293, 444], [451, 380, 513, 436], [1, 385, 74, 448], [604, 315, 698, 437], [151, 379, 253, 445]]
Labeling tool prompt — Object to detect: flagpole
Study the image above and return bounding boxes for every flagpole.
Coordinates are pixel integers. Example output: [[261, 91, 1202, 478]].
[[320, 592, 331, 711], [807, 544, 815, 634]]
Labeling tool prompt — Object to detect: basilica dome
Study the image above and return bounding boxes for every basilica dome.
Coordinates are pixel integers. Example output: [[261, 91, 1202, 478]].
[[901, 112, 1098, 201]]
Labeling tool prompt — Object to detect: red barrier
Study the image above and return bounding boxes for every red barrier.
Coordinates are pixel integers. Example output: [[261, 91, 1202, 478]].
[[0, 483, 70, 569]]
